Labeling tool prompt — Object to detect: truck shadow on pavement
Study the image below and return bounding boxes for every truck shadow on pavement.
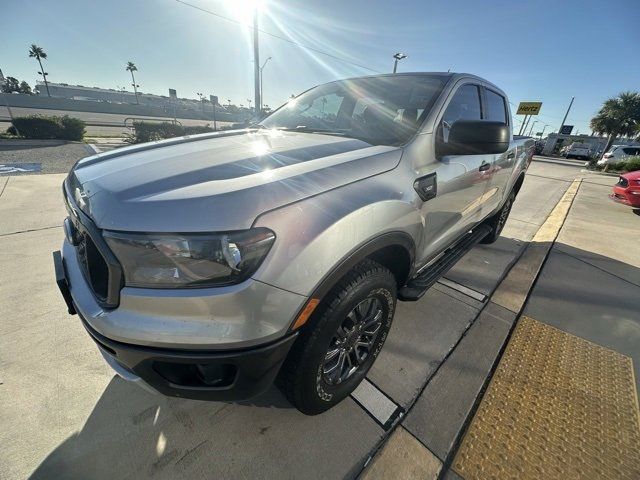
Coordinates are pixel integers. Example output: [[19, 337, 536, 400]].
[[26, 240, 640, 480], [29, 377, 296, 480]]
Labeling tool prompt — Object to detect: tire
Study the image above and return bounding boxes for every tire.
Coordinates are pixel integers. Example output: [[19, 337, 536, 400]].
[[278, 260, 397, 415], [480, 189, 516, 244]]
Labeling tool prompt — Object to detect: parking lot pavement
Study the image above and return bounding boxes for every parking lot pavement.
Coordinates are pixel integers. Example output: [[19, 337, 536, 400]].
[[0, 159, 594, 479], [0, 141, 94, 175], [0, 174, 67, 235]]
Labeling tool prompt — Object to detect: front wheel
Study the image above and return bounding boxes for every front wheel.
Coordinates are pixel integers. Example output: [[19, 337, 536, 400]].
[[480, 189, 516, 244], [278, 260, 396, 415]]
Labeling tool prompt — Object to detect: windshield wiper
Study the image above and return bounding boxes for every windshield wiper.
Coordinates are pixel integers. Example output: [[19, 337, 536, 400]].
[[281, 126, 350, 137]]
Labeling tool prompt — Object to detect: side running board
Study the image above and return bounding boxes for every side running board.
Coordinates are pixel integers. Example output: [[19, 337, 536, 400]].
[[398, 224, 492, 301]]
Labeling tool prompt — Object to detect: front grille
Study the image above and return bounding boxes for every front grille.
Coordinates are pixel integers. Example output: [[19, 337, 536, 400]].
[[617, 177, 629, 187], [77, 231, 110, 302], [64, 180, 123, 308]]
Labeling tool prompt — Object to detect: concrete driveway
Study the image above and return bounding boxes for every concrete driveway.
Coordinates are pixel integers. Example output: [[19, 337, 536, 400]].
[[0, 159, 594, 479]]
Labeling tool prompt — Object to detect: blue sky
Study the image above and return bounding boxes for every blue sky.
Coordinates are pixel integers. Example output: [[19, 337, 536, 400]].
[[2, 0, 639, 134]]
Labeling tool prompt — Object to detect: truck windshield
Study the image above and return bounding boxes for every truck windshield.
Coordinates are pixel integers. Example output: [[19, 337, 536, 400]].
[[260, 75, 447, 146]]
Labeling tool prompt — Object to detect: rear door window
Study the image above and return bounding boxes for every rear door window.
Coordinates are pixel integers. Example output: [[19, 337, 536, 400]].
[[484, 89, 508, 124]]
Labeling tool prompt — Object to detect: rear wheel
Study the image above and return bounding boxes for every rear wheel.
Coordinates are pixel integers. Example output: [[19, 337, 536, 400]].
[[278, 260, 396, 415], [480, 189, 516, 244]]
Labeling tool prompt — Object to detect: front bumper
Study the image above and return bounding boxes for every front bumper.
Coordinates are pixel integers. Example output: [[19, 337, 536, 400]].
[[54, 249, 298, 400], [82, 312, 297, 400]]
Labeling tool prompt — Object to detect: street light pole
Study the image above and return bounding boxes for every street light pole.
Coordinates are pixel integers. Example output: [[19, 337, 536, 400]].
[[540, 124, 548, 138], [259, 56, 272, 113], [393, 53, 407, 73], [253, 9, 261, 119], [196, 92, 204, 114], [528, 120, 539, 137], [558, 96, 574, 134]]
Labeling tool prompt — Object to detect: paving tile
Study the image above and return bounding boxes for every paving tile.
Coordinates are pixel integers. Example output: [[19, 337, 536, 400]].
[[368, 288, 480, 408], [361, 427, 441, 480], [403, 305, 512, 461]]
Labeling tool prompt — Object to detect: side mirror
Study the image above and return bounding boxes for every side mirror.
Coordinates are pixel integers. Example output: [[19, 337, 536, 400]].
[[440, 120, 510, 156]]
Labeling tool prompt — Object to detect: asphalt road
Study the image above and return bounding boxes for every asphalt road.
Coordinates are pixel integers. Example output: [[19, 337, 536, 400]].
[[0, 158, 603, 479], [0, 106, 232, 136]]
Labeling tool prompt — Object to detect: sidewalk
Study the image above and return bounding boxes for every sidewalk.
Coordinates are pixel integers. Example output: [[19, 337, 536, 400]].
[[525, 178, 640, 387], [363, 177, 640, 479], [452, 178, 640, 479]]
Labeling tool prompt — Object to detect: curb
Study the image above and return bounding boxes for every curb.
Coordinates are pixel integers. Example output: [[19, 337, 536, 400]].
[[86, 143, 101, 155], [0, 139, 70, 147], [358, 179, 583, 480]]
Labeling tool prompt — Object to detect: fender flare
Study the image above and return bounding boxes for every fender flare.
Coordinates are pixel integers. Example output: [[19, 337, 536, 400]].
[[308, 231, 416, 302]]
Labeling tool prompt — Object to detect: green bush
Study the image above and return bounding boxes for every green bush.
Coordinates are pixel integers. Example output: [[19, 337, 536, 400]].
[[621, 156, 640, 173], [11, 115, 86, 141], [125, 121, 214, 144], [59, 116, 86, 140]]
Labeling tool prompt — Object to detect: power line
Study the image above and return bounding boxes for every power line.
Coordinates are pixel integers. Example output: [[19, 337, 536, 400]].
[[174, 0, 382, 73]]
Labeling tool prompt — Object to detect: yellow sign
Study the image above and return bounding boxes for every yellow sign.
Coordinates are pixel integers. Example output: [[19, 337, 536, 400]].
[[516, 102, 542, 115]]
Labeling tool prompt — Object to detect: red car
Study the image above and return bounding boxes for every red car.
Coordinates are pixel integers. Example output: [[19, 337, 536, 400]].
[[610, 170, 640, 208]]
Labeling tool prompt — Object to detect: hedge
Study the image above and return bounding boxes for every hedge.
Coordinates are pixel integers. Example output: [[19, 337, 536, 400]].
[[125, 121, 214, 144], [618, 156, 640, 173], [10, 115, 86, 141]]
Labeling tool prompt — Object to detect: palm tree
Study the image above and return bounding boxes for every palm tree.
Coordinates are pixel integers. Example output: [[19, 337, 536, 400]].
[[590, 92, 640, 157], [125, 61, 139, 104], [28, 44, 50, 97]]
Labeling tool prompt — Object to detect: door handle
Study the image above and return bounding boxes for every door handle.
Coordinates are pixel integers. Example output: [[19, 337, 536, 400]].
[[479, 161, 491, 172]]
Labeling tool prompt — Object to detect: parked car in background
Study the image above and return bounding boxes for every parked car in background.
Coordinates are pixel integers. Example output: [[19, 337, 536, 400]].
[[610, 171, 640, 208], [565, 142, 592, 160], [598, 145, 640, 166]]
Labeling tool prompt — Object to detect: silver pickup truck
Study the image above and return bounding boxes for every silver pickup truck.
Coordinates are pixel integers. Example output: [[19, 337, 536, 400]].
[[54, 72, 533, 414]]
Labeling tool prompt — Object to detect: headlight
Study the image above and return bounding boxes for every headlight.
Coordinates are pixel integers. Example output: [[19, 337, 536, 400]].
[[103, 228, 275, 288]]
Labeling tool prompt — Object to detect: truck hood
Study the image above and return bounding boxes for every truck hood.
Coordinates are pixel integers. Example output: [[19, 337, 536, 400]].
[[68, 130, 402, 231]]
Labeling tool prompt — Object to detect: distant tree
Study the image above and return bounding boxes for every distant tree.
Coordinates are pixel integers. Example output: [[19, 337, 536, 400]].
[[1, 76, 20, 93], [19, 81, 32, 94], [590, 91, 640, 156], [125, 61, 139, 104], [28, 44, 50, 97]]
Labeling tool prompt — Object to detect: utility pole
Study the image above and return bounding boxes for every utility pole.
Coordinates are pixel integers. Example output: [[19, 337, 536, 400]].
[[253, 9, 261, 119], [393, 53, 407, 73], [558, 96, 574, 134]]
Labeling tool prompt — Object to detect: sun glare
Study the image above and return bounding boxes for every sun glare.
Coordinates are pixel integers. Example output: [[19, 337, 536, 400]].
[[223, 0, 266, 24]]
